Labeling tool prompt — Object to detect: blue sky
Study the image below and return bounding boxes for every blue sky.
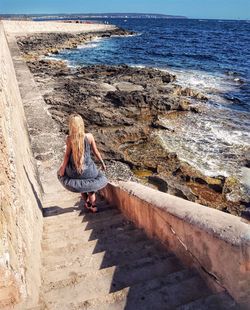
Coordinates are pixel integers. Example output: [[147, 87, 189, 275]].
[[1, 0, 250, 20]]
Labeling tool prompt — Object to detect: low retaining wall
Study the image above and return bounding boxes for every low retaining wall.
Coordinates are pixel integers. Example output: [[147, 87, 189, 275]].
[[102, 182, 250, 306], [0, 23, 43, 309]]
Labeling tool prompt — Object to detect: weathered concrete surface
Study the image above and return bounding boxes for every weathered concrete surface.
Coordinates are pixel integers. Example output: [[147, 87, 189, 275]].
[[101, 182, 250, 306], [2, 20, 115, 35], [5, 31, 65, 195], [0, 23, 43, 309]]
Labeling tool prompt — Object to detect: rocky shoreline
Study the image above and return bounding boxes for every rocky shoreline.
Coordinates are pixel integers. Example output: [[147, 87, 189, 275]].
[[17, 29, 249, 217]]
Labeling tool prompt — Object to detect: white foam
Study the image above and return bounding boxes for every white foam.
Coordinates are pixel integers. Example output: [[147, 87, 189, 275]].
[[210, 125, 250, 146], [43, 55, 69, 63], [78, 43, 100, 49], [77, 36, 104, 49], [131, 64, 146, 69], [111, 32, 142, 38], [158, 104, 250, 178]]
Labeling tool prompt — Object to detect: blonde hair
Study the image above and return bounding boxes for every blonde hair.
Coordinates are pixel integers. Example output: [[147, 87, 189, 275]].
[[68, 114, 85, 174]]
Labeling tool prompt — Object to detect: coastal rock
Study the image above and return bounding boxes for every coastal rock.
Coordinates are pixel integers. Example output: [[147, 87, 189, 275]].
[[16, 32, 246, 216], [114, 81, 144, 92], [172, 86, 208, 101], [17, 27, 135, 59], [98, 83, 117, 93]]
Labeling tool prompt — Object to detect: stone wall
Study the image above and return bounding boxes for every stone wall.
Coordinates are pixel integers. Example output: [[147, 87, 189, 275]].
[[102, 182, 250, 306], [0, 23, 43, 309]]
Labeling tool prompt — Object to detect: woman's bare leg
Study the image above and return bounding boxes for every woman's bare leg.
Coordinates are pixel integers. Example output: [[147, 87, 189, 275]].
[[87, 192, 98, 212], [81, 192, 88, 201], [88, 192, 96, 205], [81, 193, 90, 211]]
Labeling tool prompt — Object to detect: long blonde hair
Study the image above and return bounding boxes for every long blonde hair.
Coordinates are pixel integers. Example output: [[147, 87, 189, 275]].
[[69, 114, 85, 174]]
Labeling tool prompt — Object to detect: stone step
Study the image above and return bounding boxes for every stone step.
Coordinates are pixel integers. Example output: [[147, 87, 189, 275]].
[[42, 269, 200, 310], [42, 225, 147, 255], [177, 292, 238, 310], [42, 234, 157, 268], [43, 208, 117, 227], [43, 197, 80, 213], [43, 212, 126, 241], [43, 241, 174, 285], [42, 218, 139, 249], [79, 275, 211, 310], [42, 255, 184, 306], [42, 227, 153, 267], [42, 191, 79, 205], [44, 208, 121, 234], [43, 200, 114, 222]]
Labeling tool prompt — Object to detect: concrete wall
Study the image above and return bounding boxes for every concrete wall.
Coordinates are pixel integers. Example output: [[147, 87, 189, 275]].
[[102, 182, 250, 306], [0, 23, 43, 309]]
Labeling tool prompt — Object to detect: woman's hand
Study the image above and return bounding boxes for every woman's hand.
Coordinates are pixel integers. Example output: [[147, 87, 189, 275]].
[[101, 161, 106, 171], [58, 165, 66, 177]]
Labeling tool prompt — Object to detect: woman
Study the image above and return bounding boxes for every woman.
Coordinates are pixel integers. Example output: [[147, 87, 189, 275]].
[[58, 114, 108, 213]]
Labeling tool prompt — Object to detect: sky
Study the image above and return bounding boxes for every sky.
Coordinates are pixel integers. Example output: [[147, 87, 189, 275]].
[[1, 0, 250, 20]]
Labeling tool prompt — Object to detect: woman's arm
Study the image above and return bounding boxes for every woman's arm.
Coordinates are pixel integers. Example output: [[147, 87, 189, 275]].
[[58, 136, 71, 176], [88, 133, 106, 170]]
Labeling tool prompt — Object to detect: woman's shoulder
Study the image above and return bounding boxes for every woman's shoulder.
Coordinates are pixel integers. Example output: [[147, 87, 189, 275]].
[[85, 133, 94, 143]]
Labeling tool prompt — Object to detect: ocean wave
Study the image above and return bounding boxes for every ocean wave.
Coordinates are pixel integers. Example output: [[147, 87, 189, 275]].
[[181, 53, 218, 61], [146, 50, 174, 57], [77, 37, 103, 49], [210, 125, 250, 146], [111, 32, 142, 38], [78, 43, 100, 49], [43, 55, 68, 63], [158, 107, 250, 178]]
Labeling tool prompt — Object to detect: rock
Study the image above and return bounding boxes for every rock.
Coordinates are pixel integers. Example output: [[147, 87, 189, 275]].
[[151, 117, 174, 131], [148, 175, 168, 192], [178, 100, 191, 111], [105, 160, 136, 181], [241, 167, 250, 189], [98, 83, 117, 92], [114, 82, 144, 92], [172, 86, 207, 101], [17, 27, 135, 57], [223, 176, 243, 203]]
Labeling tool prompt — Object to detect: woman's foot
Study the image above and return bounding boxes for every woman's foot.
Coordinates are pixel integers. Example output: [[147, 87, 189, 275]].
[[89, 204, 98, 213], [85, 202, 98, 213], [87, 192, 97, 213], [81, 193, 88, 201]]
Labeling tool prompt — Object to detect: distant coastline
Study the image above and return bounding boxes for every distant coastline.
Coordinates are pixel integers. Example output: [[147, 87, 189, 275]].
[[0, 13, 188, 20]]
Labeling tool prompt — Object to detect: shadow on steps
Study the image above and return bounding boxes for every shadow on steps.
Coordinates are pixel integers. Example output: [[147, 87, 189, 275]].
[[41, 194, 236, 310], [43, 204, 80, 217]]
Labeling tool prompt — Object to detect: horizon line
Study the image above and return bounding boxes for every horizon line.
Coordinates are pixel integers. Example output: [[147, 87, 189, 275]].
[[0, 12, 249, 21]]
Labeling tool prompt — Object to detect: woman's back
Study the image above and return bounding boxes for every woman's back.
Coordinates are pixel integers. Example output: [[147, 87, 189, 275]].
[[66, 135, 98, 179]]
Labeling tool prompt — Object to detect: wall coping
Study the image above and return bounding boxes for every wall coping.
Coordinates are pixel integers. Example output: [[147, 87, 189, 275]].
[[102, 181, 250, 304], [116, 181, 250, 247]]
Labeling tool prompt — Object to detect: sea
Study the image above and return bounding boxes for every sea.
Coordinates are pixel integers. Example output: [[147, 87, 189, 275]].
[[46, 18, 250, 180]]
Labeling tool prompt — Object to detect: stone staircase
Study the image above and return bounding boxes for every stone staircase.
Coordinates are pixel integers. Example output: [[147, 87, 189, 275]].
[[36, 193, 237, 310]]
